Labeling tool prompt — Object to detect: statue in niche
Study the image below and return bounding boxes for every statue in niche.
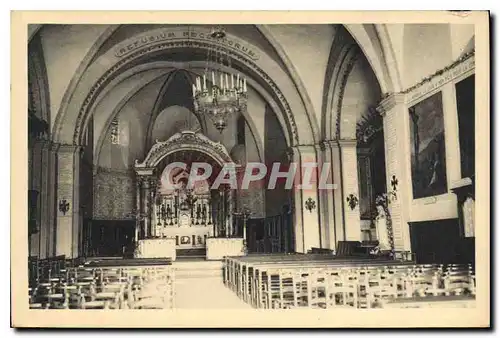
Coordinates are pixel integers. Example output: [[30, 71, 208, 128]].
[[374, 204, 391, 252]]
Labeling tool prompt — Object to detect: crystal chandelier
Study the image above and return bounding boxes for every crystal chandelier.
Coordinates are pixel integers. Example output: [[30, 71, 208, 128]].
[[192, 27, 248, 133]]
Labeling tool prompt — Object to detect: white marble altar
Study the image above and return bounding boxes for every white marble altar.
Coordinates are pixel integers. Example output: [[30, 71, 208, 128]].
[[135, 238, 176, 260], [206, 238, 245, 260]]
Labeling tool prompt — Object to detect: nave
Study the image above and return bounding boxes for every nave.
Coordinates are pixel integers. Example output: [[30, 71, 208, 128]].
[[28, 250, 476, 310], [24, 23, 480, 314]]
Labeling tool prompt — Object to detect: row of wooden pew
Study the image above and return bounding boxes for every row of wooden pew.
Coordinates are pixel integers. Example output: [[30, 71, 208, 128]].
[[223, 254, 476, 309], [28, 255, 79, 288], [29, 264, 175, 310]]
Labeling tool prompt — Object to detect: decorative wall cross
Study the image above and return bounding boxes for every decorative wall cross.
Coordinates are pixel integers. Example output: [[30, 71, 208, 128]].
[[304, 197, 316, 213], [391, 175, 399, 191], [346, 194, 359, 210], [59, 199, 70, 215]]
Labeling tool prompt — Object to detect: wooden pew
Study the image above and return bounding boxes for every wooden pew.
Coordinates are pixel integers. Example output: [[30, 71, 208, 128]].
[[29, 264, 175, 310], [252, 260, 411, 308], [223, 256, 475, 309]]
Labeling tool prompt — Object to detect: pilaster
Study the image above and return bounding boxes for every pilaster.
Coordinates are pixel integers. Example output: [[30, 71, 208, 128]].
[[148, 177, 157, 237], [135, 176, 142, 240], [38, 140, 52, 259], [55, 144, 83, 258], [318, 141, 337, 249], [47, 142, 60, 256], [338, 139, 362, 241], [377, 93, 411, 251], [288, 147, 304, 253], [328, 141, 344, 248], [289, 145, 321, 253], [142, 178, 151, 238], [29, 141, 43, 257]]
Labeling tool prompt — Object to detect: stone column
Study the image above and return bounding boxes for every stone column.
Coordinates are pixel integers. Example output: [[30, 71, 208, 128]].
[[228, 189, 234, 237], [149, 177, 157, 237], [30, 141, 42, 257], [288, 147, 304, 253], [318, 141, 337, 250], [289, 145, 321, 253], [135, 176, 142, 241], [38, 140, 52, 259], [329, 141, 345, 248], [142, 178, 150, 238], [47, 143, 59, 257], [338, 139, 362, 242], [55, 144, 82, 259], [377, 93, 411, 251]]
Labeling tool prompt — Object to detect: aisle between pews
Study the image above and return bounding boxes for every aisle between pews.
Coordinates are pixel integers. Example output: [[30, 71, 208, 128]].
[[173, 260, 251, 309], [175, 277, 252, 309]]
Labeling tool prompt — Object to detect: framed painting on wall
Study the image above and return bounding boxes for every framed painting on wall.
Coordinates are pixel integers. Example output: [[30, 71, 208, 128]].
[[408, 92, 448, 199]]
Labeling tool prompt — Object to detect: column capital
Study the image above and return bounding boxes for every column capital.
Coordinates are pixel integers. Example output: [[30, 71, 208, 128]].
[[376, 93, 406, 117], [141, 176, 151, 189], [320, 140, 337, 149], [136, 177, 143, 188], [32, 139, 53, 150], [320, 139, 358, 149], [135, 167, 155, 176], [40, 139, 53, 150], [148, 176, 158, 189], [50, 142, 61, 152], [290, 144, 316, 153], [337, 138, 357, 148], [57, 143, 84, 154]]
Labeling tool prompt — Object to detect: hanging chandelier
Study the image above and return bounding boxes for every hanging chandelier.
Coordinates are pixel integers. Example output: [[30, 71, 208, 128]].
[[192, 26, 248, 133]]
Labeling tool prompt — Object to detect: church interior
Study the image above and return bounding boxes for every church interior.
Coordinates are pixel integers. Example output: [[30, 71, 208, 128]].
[[27, 23, 477, 309]]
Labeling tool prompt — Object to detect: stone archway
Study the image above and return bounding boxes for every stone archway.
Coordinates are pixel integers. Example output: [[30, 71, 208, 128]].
[[52, 26, 318, 148], [318, 25, 391, 249], [135, 130, 234, 170]]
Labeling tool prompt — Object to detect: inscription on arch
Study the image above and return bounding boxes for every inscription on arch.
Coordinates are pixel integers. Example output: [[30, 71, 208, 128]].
[[114, 28, 260, 61]]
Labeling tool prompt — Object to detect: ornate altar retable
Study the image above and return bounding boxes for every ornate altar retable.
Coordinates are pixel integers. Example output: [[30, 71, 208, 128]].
[[132, 131, 246, 260]]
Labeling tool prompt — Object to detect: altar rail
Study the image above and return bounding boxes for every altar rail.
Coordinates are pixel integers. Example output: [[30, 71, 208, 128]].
[[29, 263, 174, 309], [223, 254, 475, 309]]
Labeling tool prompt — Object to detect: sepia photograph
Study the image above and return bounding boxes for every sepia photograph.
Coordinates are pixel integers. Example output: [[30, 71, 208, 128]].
[[10, 10, 490, 328]]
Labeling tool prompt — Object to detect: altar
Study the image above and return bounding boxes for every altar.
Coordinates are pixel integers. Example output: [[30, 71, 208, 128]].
[[135, 238, 176, 260], [132, 131, 245, 261]]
